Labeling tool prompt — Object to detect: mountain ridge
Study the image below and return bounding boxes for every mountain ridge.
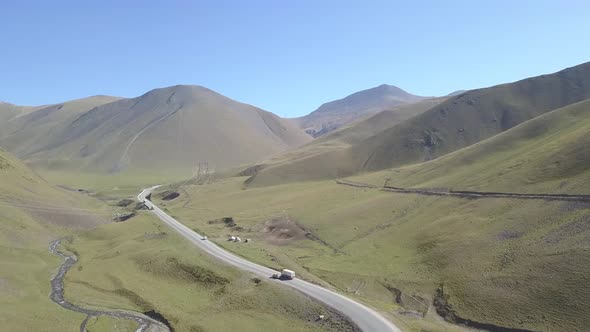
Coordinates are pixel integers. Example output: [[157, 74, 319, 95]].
[[0, 84, 311, 176], [247, 61, 590, 186], [296, 84, 428, 137]]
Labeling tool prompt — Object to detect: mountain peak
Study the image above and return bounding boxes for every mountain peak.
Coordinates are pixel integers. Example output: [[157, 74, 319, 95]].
[[375, 83, 405, 91], [352, 84, 419, 101], [298, 84, 428, 137], [0, 84, 311, 175], [147, 84, 230, 98]]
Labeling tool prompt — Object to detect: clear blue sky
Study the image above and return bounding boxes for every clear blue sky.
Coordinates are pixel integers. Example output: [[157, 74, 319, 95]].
[[1, 0, 589, 117]]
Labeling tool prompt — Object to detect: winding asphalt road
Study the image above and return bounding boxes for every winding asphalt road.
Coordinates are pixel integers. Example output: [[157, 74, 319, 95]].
[[138, 187, 400, 332]]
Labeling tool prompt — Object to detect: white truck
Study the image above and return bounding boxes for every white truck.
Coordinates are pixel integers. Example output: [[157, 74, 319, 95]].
[[273, 269, 295, 280]]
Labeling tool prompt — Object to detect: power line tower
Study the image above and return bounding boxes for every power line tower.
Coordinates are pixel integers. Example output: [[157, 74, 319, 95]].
[[195, 161, 212, 184]]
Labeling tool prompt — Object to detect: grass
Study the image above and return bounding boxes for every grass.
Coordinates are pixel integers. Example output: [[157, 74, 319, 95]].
[[0, 242, 88, 331], [356, 97, 590, 194], [84, 316, 139, 332], [4, 62, 590, 331], [38, 169, 188, 196], [0, 148, 348, 332], [65, 212, 353, 332], [153, 178, 470, 331], [248, 61, 590, 186], [46, 96, 590, 331], [0, 148, 110, 331], [241, 99, 445, 185], [155, 163, 590, 331]]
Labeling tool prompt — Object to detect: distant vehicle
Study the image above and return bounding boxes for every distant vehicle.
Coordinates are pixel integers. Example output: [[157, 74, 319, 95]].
[[272, 272, 281, 279], [202, 236, 208, 240], [281, 269, 296, 280]]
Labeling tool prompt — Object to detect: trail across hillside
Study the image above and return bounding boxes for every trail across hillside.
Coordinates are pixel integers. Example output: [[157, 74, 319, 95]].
[[49, 239, 169, 332], [116, 104, 183, 171], [336, 180, 590, 202]]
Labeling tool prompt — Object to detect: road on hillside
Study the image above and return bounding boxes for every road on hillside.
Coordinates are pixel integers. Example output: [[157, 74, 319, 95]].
[[336, 180, 590, 202], [138, 187, 400, 332]]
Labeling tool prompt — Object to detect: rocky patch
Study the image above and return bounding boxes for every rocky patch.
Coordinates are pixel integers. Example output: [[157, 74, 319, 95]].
[[116, 199, 135, 207], [159, 190, 180, 201], [113, 212, 136, 222], [434, 284, 533, 332], [261, 217, 307, 245]]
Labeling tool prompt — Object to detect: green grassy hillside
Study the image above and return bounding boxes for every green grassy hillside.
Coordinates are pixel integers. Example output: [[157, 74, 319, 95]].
[[365, 97, 590, 194], [159, 176, 590, 332], [250, 61, 590, 186], [0, 148, 111, 331], [0, 148, 353, 332], [355, 61, 590, 172], [66, 213, 356, 332], [157, 94, 590, 330]]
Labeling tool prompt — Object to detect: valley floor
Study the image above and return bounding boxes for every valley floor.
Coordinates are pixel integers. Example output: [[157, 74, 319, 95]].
[[0, 159, 356, 332], [151, 175, 590, 332]]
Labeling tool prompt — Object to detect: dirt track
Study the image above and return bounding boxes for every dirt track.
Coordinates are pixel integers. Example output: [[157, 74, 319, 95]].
[[49, 239, 169, 332], [336, 180, 590, 202]]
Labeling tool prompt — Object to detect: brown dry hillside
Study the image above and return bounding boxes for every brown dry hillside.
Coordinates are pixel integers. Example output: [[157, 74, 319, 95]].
[[296, 84, 428, 137], [249, 61, 590, 185], [0, 85, 311, 175], [0, 96, 121, 156], [306, 97, 447, 147], [0, 102, 46, 122], [240, 98, 446, 179], [0, 102, 21, 122]]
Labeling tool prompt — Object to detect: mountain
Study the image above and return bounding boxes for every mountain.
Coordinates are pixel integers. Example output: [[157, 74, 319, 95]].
[[344, 97, 590, 330], [242, 98, 447, 179], [0, 102, 20, 121], [446, 90, 466, 96], [0, 147, 107, 243], [386, 96, 590, 193], [303, 97, 447, 147], [0, 101, 46, 122], [248, 61, 590, 185], [0, 85, 311, 175], [0, 147, 110, 330], [166, 98, 590, 331], [296, 84, 428, 137], [179, 95, 590, 332], [0, 96, 121, 156]]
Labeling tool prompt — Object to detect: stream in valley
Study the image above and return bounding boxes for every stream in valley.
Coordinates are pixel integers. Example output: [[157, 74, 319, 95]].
[[49, 239, 169, 332]]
